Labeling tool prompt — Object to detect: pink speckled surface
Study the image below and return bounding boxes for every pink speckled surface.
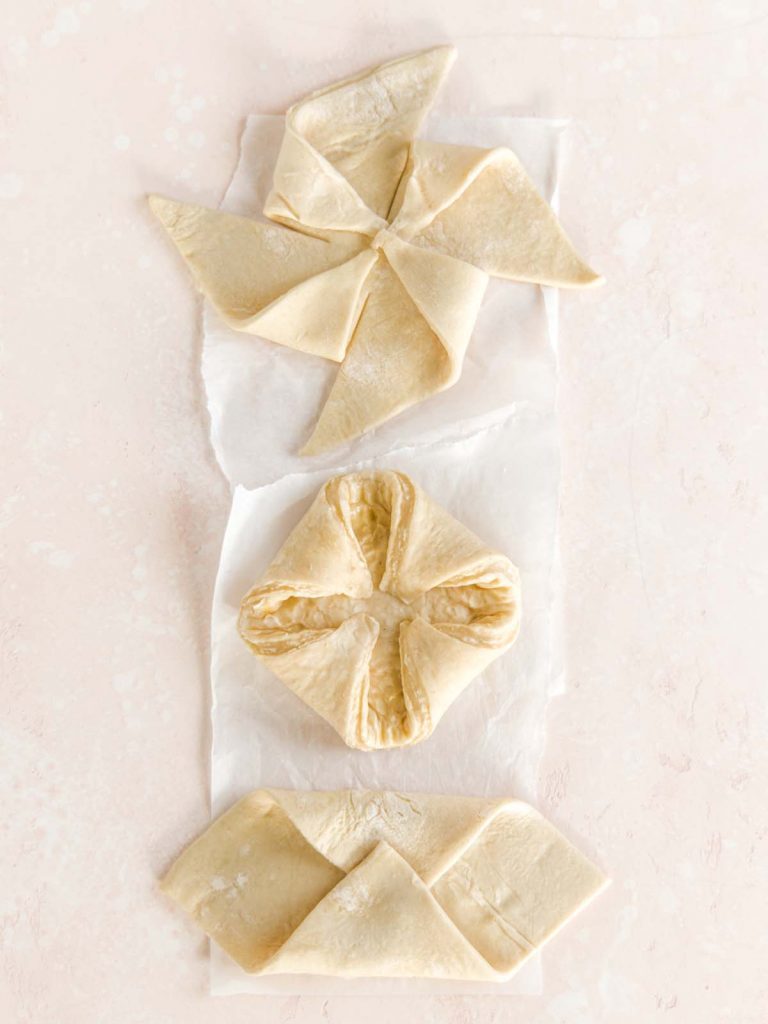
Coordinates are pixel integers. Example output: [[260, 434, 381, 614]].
[[2, 2, 767, 1021]]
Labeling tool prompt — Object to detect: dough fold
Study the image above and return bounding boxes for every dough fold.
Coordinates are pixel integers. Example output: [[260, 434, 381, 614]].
[[238, 471, 521, 750], [161, 788, 607, 980], [150, 46, 602, 452]]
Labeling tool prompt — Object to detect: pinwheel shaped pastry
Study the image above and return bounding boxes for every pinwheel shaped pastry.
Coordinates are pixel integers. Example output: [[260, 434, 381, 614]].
[[150, 45, 601, 454], [161, 788, 607, 980], [238, 470, 521, 750]]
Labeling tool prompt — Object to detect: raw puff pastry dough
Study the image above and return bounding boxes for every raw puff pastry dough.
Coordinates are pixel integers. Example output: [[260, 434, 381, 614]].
[[161, 788, 607, 980], [238, 470, 521, 750], [149, 46, 601, 454]]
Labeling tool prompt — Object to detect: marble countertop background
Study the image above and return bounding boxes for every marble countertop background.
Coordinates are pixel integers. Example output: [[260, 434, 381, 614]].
[[2, 1, 767, 1021]]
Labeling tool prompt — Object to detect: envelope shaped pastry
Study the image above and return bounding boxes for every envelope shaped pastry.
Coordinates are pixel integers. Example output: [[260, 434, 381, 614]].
[[238, 470, 521, 750], [161, 789, 607, 980], [150, 46, 601, 454]]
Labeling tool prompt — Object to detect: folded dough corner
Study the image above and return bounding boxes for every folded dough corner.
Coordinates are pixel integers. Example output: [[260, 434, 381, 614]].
[[150, 45, 602, 454], [161, 789, 607, 980], [238, 470, 521, 750]]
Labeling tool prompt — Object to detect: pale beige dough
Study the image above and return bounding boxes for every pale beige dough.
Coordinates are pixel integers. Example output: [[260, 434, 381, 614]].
[[238, 470, 521, 750], [150, 46, 602, 454], [161, 788, 608, 980]]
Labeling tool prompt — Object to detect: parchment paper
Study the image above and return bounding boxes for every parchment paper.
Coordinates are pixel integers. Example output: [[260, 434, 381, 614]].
[[203, 114, 568, 995]]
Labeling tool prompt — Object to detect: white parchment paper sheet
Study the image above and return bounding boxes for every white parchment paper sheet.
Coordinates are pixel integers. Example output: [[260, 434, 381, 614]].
[[203, 115, 567, 995]]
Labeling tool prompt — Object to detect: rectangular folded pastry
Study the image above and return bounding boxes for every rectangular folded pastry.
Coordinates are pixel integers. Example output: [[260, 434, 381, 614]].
[[161, 789, 607, 981]]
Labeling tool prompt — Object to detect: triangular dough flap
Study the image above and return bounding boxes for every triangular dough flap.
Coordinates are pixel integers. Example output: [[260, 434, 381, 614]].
[[433, 802, 608, 973], [266, 842, 497, 979], [301, 258, 455, 455], [287, 46, 456, 220], [257, 616, 378, 747], [400, 616, 507, 729], [247, 249, 377, 361], [148, 195, 367, 358], [380, 234, 488, 371], [410, 147, 603, 287], [252, 482, 374, 597], [160, 792, 344, 973], [265, 130, 387, 236], [389, 139, 494, 235], [391, 475, 515, 597]]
